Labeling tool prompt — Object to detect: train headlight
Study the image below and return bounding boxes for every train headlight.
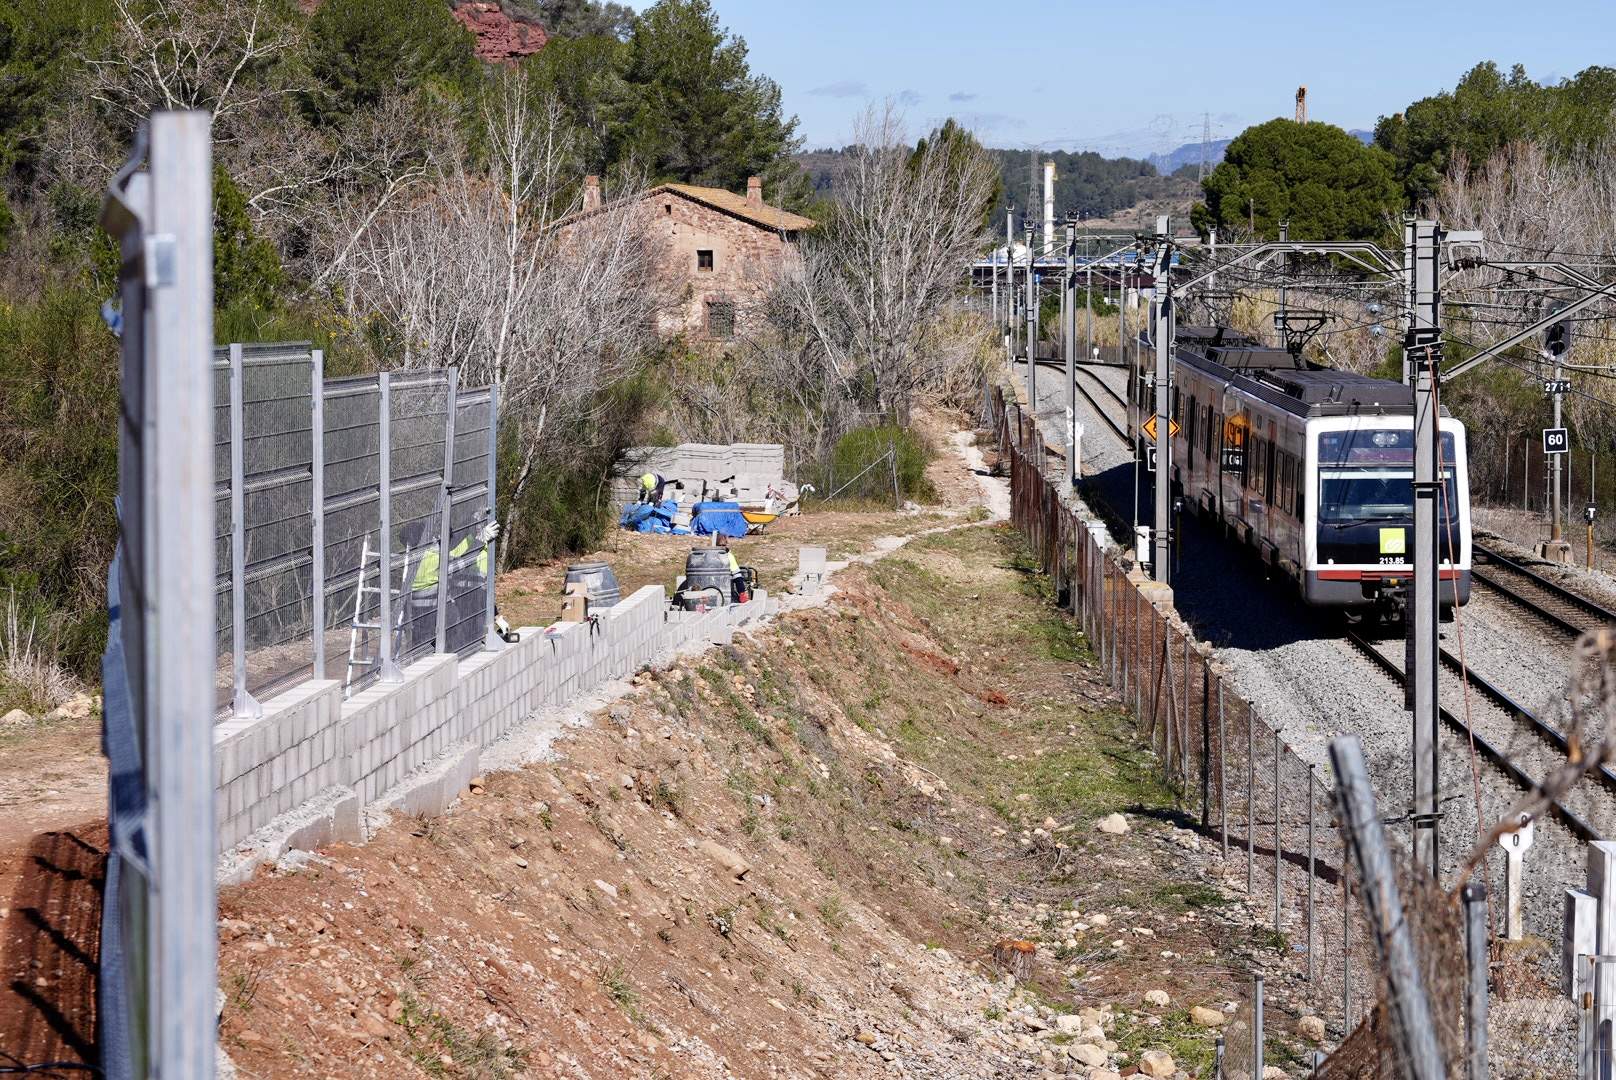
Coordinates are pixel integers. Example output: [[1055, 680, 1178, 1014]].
[[1371, 431, 1399, 448]]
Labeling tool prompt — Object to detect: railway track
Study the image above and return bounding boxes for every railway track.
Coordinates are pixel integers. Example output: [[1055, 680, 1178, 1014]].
[[1028, 358, 1129, 443], [1344, 626, 1606, 842], [1472, 543, 1616, 638]]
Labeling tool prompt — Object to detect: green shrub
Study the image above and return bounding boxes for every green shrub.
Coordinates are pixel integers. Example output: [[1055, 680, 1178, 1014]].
[[816, 424, 934, 503]]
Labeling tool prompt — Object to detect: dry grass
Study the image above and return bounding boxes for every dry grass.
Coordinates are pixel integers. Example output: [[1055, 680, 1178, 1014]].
[[0, 590, 80, 714]]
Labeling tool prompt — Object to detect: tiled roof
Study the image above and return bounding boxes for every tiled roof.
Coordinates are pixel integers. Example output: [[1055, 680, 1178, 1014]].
[[659, 183, 816, 232]]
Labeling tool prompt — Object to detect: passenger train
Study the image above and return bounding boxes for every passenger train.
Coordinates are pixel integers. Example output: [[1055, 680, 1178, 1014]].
[[1127, 326, 1472, 614]]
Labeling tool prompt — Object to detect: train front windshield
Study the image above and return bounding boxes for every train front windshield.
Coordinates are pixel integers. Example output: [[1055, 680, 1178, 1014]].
[[1316, 429, 1460, 563]]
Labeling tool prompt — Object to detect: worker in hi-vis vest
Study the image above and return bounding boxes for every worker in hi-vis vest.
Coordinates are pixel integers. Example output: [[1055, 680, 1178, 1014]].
[[638, 471, 666, 503], [400, 518, 498, 653]]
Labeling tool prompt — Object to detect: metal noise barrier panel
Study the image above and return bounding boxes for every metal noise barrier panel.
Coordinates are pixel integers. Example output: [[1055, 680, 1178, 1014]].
[[983, 380, 1489, 1076], [215, 346, 499, 716]]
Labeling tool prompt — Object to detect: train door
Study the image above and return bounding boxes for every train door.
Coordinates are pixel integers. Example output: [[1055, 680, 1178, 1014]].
[[1220, 394, 1249, 532]]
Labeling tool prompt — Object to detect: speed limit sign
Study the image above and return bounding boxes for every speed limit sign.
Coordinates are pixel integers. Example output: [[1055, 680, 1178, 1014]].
[[1544, 427, 1570, 455]]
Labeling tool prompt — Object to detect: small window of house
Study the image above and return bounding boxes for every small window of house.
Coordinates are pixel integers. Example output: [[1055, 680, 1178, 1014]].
[[706, 300, 735, 339], [664, 203, 672, 215], [697, 249, 715, 271]]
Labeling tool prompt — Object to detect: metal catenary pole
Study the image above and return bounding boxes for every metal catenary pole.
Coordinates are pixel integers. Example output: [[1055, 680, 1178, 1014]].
[[1408, 218, 1442, 878], [1065, 220, 1077, 486], [1151, 217, 1173, 583], [1331, 734, 1447, 1079], [1026, 219, 1038, 410]]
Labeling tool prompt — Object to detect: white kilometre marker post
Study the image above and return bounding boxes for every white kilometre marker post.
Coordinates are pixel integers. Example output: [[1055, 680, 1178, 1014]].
[[1500, 813, 1534, 941]]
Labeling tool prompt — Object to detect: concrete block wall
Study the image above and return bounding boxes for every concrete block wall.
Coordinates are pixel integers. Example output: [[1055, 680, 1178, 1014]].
[[609, 442, 786, 507], [217, 583, 770, 859]]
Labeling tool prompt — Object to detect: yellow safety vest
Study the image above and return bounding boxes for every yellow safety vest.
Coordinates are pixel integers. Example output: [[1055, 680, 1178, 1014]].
[[411, 535, 487, 591], [727, 551, 740, 574]]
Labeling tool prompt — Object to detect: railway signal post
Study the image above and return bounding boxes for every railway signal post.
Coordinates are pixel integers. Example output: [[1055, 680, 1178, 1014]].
[[1543, 316, 1574, 563]]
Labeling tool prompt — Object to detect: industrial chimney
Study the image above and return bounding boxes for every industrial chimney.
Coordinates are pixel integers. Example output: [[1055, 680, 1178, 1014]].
[[1042, 161, 1056, 255], [583, 175, 602, 211], [1295, 86, 1308, 125]]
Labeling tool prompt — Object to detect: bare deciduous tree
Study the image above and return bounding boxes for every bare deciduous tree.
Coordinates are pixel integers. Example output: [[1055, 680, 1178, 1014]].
[[342, 70, 665, 561], [783, 106, 997, 423]]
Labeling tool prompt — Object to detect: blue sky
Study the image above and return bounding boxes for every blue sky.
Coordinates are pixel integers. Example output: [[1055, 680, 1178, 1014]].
[[634, 0, 1616, 157]]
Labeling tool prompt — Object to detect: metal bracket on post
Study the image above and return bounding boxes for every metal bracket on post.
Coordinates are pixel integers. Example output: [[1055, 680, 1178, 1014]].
[[377, 371, 403, 683], [434, 367, 459, 655], [311, 349, 326, 680], [229, 342, 262, 720]]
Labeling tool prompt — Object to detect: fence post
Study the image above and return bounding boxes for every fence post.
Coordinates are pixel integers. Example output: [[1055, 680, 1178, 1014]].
[[311, 349, 325, 681], [1463, 881, 1489, 1080], [1330, 734, 1447, 1079], [1200, 658, 1211, 828], [228, 342, 261, 719], [434, 367, 459, 654], [1218, 678, 1228, 857], [483, 380, 503, 651], [1247, 704, 1256, 893], [1344, 864, 1353, 1032], [377, 372, 402, 683], [1307, 763, 1316, 985], [1275, 730, 1283, 932], [1254, 972, 1265, 1079], [1133, 589, 1142, 720]]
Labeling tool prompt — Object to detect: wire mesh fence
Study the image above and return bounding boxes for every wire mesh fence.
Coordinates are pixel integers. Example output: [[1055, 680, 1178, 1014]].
[[214, 345, 498, 717], [984, 378, 1587, 1077]]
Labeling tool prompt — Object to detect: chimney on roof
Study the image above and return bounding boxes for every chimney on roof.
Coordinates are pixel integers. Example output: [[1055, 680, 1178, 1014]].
[[583, 175, 601, 211], [747, 176, 763, 205]]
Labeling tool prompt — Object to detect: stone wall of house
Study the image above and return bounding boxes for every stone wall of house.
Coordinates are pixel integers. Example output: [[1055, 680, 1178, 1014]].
[[649, 195, 800, 339]]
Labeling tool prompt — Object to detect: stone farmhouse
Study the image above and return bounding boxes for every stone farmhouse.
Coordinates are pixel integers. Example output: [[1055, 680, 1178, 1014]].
[[578, 175, 815, 341]]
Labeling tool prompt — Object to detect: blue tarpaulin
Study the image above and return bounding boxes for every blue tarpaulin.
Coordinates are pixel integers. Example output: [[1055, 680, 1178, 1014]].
[[618, 499, 689, 534], [691, 500, 749, 538]]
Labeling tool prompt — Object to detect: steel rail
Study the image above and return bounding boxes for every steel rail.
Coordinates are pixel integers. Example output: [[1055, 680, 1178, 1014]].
[[1474, 543, 1616, 632], [1344, 627, 1602, 843], [1027, 357, 1129, 444]]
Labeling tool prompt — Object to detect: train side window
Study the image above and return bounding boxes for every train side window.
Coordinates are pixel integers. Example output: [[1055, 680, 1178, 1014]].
[[1186, 398, 1197, 461], [1265, 444, 1276, 501]]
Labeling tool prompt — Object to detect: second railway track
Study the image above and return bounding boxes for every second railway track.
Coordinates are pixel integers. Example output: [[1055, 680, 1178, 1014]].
[[1472, 542, 1616, 638]]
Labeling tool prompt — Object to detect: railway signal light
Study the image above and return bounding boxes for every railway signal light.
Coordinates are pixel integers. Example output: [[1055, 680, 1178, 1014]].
[[1545, 318, 1572, 357]]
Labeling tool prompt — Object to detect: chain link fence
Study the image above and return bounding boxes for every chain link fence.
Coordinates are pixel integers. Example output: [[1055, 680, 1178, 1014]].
[[214, 344, 498, 717]]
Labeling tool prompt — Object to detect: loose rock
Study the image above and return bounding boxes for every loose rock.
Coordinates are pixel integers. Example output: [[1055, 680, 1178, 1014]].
[[1191, 1005, 1229, 1027], [1067, 1042, 1106, 1067], [1138, 1049, 1176, 1077], [1094, 813, 1129, 835], [1297, 1015, 1326, 1043], [1143, 989, 1170, 1007]]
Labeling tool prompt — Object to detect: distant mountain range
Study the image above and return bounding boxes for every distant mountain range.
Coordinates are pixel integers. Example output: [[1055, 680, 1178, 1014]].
[[1147, 129, 1375, 175]]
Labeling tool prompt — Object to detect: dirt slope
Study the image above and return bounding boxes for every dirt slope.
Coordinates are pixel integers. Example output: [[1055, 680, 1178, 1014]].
[[217, 518, 1312, 1079]]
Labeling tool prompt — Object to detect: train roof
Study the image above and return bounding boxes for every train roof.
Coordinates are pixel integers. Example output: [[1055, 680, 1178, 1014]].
[[1176, 332, 1440, 419]]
